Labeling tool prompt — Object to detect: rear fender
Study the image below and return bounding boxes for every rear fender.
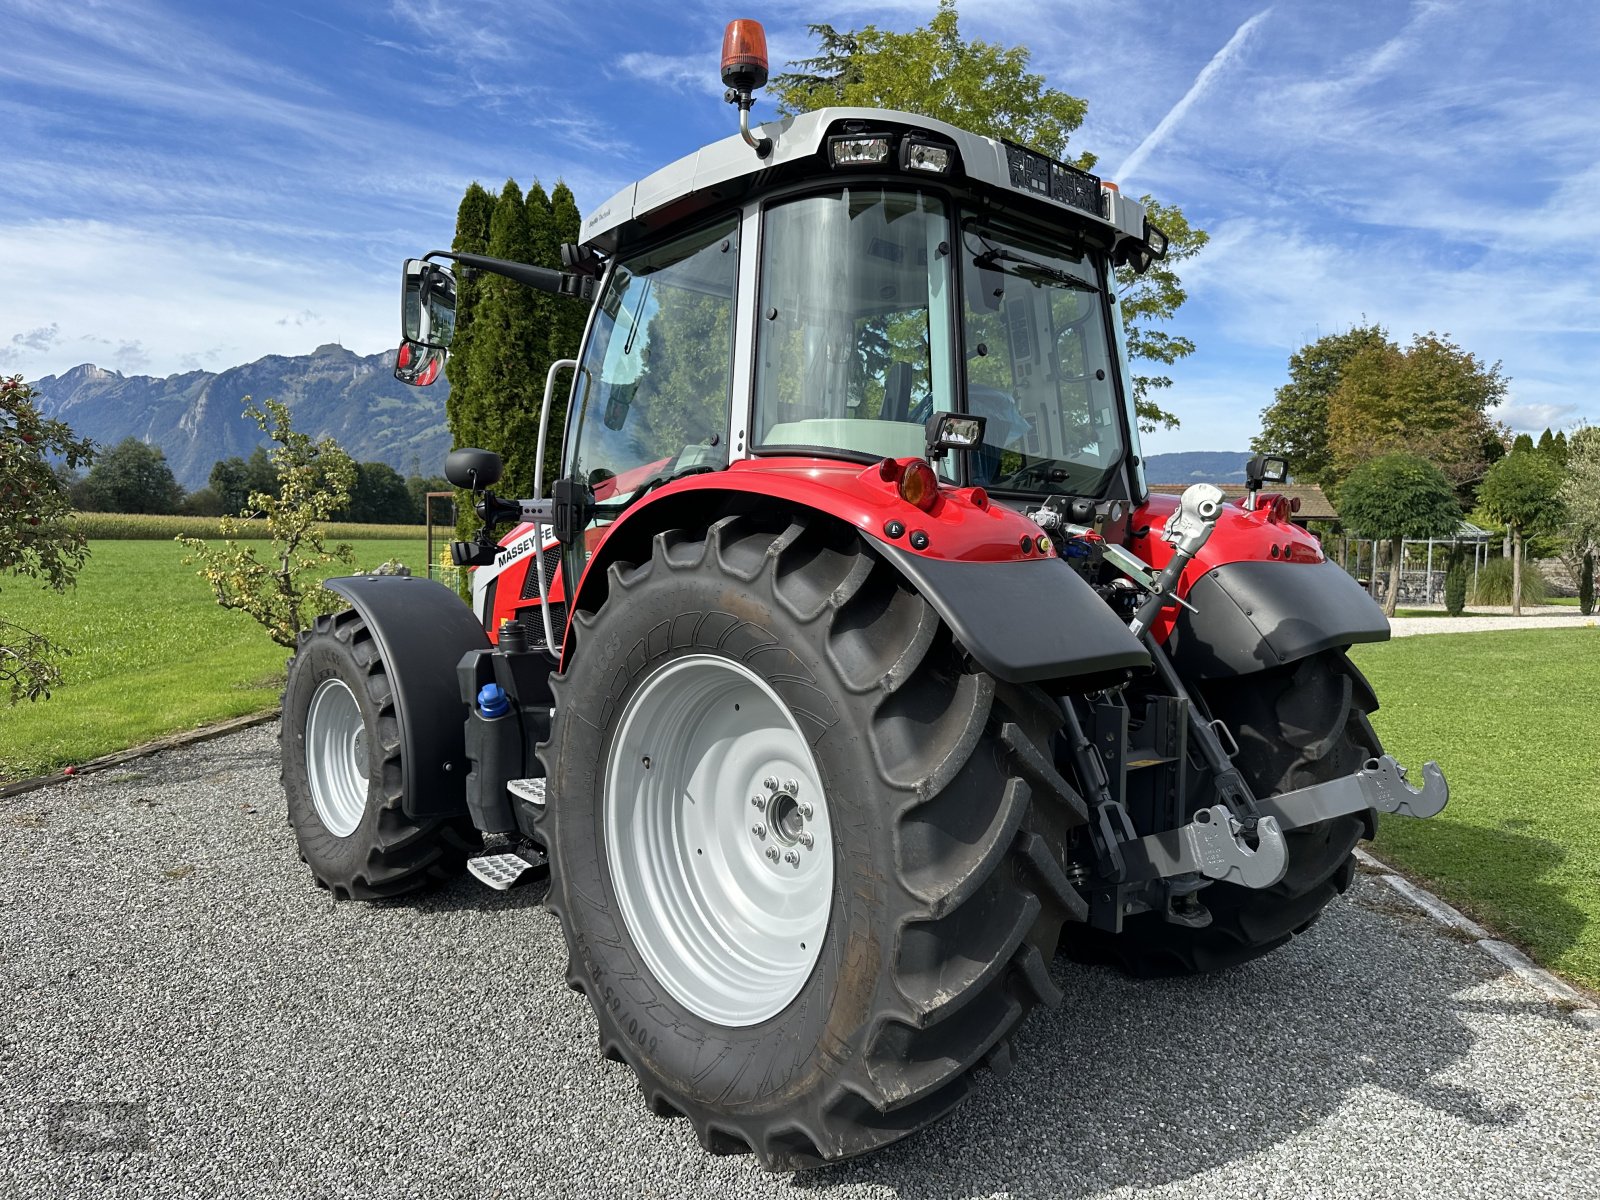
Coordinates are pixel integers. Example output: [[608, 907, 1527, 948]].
[[564, 459, 1150, 686], [1130, 495, 1389, 678], [323, 576, 489, 818]]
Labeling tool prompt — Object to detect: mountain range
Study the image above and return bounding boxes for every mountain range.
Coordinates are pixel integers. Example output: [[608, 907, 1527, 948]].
[[27, 344, 1249, 491], [27, 344, 452, 489]]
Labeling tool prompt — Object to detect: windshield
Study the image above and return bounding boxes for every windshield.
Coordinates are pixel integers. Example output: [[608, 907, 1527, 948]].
[[754, 189, 955, 472], [959, 214, 1123, 495]]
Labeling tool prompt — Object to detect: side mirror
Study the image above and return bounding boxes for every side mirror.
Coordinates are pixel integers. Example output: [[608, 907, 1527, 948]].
[[401, 258, 457, 349], [393, 339, 445, 387], [445, 447, 503, 491], [1245, 453, 1289, 488]]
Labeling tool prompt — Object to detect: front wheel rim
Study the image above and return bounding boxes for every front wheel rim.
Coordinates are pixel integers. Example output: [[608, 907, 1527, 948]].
[[305, 678, 370, 838], [604, 654, 833, 1027]]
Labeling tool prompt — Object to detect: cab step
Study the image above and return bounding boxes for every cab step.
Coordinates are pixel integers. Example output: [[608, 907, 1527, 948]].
[[467, 848, 549, 891]]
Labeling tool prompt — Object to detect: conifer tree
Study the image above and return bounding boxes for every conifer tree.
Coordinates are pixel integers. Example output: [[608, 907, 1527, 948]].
[[523, 181, 559, 493], [546, 181, 587, 486], [446, 182, 496, 541]]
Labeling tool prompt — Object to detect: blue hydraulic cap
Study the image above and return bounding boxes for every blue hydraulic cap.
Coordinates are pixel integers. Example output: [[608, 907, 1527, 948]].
[[477, 683, 511, 719]]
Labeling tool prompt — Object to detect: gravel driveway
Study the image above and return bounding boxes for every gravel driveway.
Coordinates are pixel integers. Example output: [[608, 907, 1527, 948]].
[[4, 724, 1597, 1200]]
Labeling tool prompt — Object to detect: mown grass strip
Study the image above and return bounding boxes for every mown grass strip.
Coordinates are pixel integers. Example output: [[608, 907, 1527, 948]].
[[1351, 627, 1600, 992], [70, 512, 432, 539], [0, 538, 430, 780]]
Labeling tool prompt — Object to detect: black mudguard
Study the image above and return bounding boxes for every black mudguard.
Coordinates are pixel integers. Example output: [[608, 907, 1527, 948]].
[[875, 544, 1150, 685], [1164, 558, 1390, 679], [323, 576, 490, 818]]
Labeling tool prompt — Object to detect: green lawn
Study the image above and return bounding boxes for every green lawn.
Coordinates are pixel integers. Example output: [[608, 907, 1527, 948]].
[[1351, 627, 1600, 992], [1, 538, 432, 781]]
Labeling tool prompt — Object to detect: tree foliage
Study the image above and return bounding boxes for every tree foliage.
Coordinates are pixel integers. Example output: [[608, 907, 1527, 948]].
[[338, 461, 414, 524], [1478, 447, 1566, 617], [1252, 322, 1390, 485], [83, 436, 184, 514], [2, 374, 95, 703], [444, 176, 584, 546], [1336, 452, 1460, 616], [770, 0, 1206, 431], [1561, 426, 1600, 559], [178, 399, 357, 648], [1326, 333, 1506, 492]]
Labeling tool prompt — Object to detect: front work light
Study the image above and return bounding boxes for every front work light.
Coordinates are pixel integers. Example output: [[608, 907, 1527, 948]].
[[1144, 220, 1170, 259], [926, 411, 987, 460], [830, 135, 891, 167], [901, 139, 952, 174]]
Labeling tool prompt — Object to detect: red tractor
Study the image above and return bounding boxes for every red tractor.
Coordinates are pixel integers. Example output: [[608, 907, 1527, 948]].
[[282, 21, 1447, 1169]]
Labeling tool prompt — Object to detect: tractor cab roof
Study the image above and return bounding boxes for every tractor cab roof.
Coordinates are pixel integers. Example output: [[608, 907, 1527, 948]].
[[580, 107, 1157, 265]]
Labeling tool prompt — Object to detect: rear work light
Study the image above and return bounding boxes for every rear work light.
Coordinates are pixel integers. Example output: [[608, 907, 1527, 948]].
[[900, 139, 952, 174], [830, 135, 891, 167]]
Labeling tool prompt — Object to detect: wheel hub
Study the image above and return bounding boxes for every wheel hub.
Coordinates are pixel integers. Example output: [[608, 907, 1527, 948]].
[[604, 654, 834, 1027]]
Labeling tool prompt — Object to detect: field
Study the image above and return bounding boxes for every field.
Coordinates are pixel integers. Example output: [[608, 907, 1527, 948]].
[[0, 537, 433, 780], [1352, 627, 1600, 992]]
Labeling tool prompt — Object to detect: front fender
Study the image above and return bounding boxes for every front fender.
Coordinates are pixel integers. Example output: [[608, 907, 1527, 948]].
[[323, 576, 489, 817], [565, 459, 1150, 686]]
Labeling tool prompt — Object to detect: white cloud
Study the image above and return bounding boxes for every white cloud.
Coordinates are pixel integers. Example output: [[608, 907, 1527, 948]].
[[0, 220, 395, 381]]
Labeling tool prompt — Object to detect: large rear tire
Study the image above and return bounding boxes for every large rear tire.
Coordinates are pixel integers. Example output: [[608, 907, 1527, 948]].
[[281, 610, 477, 899], [1067, 650, 1379, 976], [537, 514, 1079, 1169]]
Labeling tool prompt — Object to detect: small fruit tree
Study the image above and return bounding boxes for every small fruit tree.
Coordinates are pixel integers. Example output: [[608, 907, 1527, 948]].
[[1, 374, 95, 702], [179, 398, 357, 648]]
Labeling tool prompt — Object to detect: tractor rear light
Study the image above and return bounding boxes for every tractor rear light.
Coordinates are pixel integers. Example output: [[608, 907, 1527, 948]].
[[720, 19, 769, 91], [897, 460, 939, 511], [901, 139, 952, 174], [830, 135, 892, 167], [878, 456, 904, 483]]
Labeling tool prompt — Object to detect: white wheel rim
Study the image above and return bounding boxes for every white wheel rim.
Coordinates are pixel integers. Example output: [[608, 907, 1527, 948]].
[[305, 678, 370, 838], [604, 654, 833, 1027]]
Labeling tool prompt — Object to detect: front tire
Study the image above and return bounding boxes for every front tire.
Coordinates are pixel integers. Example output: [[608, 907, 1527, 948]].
[[281, 610, 476, 899], [537, 514, 1077, 1168]]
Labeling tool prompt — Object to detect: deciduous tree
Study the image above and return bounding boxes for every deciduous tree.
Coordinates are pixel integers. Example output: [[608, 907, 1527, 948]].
[[1478, 448, 1566, 616], [1325, 332, 1506, 493], [1335, 453, 1460, 617], [1, 374, 95, 703], [84, 436, 183, 514], [770, 0, 1205, 431]]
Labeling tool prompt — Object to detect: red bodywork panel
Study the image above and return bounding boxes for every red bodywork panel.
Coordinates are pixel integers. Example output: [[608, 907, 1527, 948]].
[[1131, 492, 1327, 643], [486, 521, 566, 642], [557, 456, 1058, 661]]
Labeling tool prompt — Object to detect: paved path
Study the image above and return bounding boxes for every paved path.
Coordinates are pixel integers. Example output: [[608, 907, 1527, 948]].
[[1389, 608, 1597, 637], [3, 725, 1597, 1199]]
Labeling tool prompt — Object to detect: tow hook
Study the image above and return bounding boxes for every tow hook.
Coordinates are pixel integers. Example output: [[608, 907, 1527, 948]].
[[1257, 753, 1449, 826], [1124, 806, 1288, 891]]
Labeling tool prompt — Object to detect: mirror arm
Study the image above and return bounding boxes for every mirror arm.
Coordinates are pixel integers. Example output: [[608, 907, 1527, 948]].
[[424, 250, 594, 301]]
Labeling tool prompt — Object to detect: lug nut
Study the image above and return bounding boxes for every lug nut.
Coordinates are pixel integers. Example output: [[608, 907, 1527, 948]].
[[784, 778, 800, 795], [798, 802, 814, 820], [797, 831, 814, 850], [784, 851, 800, 866], [752, 824, 767, 839], [766, 847, 780, 862], [763, 776, 779, 792], [751, 795, 765, 808]]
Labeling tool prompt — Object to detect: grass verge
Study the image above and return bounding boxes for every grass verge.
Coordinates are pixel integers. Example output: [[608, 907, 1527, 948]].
[[0, 538, 430, 781], [1351, 627, 1600, 993]]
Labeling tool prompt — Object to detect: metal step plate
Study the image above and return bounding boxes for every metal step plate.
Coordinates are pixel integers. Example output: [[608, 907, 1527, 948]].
[[506, 778, 546, 806], [467, 851, 545, 891]]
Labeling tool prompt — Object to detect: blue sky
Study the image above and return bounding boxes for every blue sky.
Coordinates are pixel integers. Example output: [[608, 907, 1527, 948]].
[[3, 0, 1597, 455]]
